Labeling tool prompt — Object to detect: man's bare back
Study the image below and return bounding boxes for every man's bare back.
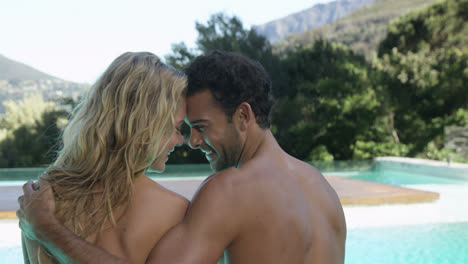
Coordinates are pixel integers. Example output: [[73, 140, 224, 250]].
[[148, 132, 346, 264], [224, 139, 346, 263]]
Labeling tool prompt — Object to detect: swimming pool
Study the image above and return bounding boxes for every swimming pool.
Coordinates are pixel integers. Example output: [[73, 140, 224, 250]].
[[332, 169, 464, 185], [1, 158, 468, 263], [340, 158, 468, 263], [347, 221, 468, 264]]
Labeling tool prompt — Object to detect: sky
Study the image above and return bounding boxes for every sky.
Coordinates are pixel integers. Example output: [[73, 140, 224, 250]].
[[1, 0, 333, 84]]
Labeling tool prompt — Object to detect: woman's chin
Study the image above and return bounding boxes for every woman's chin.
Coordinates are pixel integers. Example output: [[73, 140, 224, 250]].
[[149, 163, 165, 173], [149, 156, 169, 172]]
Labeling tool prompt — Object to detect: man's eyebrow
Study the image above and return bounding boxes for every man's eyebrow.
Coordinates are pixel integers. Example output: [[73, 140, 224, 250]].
[[187, 119, 208, 125]]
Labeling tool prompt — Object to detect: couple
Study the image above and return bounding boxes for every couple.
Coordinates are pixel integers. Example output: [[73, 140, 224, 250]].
[[18, 51, 346, 264]]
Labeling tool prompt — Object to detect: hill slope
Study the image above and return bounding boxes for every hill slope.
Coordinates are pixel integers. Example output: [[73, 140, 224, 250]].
[[0, 54, 88, 114], [0, 54, 57, 81], [275, 0, 441, 59], [254, 0, 375, 43]]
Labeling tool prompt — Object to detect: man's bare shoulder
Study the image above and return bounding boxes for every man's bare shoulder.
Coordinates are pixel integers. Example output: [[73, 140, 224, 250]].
[[195, 167, 257, 200], [266, 152, 324, 179], [292, 157, 324, 178], [181, 168, 247, 242], [188, 167, 261, 218], [194, 168, 238, 200], [189, 167, 264, 222]]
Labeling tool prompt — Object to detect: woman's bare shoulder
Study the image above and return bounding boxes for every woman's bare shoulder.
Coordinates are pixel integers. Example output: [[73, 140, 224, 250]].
[[113, 176, 189, 262], [134, 176, 189, 210], [130, 176, 189, 231]]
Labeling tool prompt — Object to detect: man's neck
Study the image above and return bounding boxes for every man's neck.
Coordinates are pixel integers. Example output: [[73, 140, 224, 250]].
[[236, 129, 275, 167]]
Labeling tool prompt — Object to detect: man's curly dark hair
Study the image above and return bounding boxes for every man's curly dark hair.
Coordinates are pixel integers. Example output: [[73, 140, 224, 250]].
[[184, 51, 274, 129]]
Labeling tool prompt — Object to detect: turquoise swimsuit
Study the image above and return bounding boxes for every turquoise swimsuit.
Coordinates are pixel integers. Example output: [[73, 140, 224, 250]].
[[217, 250, 230, 264]]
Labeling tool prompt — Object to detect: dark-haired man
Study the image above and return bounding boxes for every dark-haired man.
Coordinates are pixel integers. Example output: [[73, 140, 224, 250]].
[[18, 51, 346, 263]]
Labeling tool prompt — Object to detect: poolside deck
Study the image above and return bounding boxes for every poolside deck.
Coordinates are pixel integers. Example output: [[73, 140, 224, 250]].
[[325, 175, 440, 205], [0, 176, 440, 219]]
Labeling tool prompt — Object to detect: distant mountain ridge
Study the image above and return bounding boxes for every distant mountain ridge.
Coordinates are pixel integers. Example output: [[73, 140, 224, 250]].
[[0, 54, 57, 81], [274, 0, 441, 59], [253, 0, 375, 43], [0, 54, 88, 114]]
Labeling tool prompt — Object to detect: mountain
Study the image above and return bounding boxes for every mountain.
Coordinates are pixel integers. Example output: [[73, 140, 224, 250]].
[[274, 0, 441, 59], [0, 54, 88, 114], [0, 54, 57, 81], [253, 0, 375, 43]]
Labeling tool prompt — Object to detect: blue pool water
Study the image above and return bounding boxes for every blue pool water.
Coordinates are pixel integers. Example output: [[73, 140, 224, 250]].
[[0, 244, 22, 264], [346, 222, 468, 264], [332, 170, 465, 185]]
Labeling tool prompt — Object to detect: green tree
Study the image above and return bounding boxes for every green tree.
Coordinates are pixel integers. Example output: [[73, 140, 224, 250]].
[[379, 0, 468, 55], [375, 0, 468, 156], [274, 41, 387, 160], [166, 12, 286, 97], [0, 94, 68, 167], [1, 93, 55, 131]]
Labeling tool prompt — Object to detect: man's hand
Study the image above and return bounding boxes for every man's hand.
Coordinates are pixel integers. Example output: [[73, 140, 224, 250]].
[[17, 180, 56, 242]]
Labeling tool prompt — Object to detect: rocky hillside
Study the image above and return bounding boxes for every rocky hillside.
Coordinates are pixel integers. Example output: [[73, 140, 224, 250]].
[[254, 0, 375, 43], [274, 0, 441, 59]]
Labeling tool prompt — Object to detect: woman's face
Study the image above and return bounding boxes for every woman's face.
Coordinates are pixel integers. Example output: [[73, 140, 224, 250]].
[[150, 98, 186, 172]]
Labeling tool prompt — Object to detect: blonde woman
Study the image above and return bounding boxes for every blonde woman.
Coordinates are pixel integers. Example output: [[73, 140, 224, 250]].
[[21, 52, 189, 264]]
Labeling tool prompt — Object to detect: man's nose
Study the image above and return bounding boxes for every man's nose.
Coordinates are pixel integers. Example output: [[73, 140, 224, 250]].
[[189, 128, 203, 149]]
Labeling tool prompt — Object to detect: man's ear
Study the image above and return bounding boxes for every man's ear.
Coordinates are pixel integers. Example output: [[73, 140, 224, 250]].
[[235, 102, 253, 131]]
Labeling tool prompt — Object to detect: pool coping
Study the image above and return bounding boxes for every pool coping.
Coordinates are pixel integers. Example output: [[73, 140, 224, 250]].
[[375, 157, 468, 168]]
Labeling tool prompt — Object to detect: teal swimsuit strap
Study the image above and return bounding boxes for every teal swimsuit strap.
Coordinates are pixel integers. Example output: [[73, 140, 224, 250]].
[[217, 250, 230, 264]]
